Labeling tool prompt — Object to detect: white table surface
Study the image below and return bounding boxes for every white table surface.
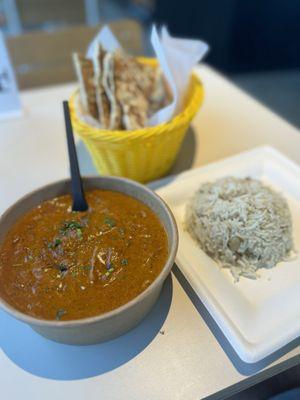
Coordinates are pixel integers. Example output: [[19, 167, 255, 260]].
[[0, 65, 299, 400]]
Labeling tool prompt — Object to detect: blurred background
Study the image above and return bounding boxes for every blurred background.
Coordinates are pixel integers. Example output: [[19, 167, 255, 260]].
[[1, 0, 299, 129]]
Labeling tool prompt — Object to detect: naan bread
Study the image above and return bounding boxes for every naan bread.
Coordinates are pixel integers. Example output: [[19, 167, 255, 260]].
[[102, 52, 123, 130], [148, 67, 172, 113], [93, 45, 110, 129], [113, 52, 149, 130], [72, 53, 98, 120], [73, 49, 172, 130], [120, 58, 171, 113]]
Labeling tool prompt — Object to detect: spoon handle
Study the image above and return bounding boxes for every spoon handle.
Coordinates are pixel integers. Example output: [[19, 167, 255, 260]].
[[63, 101, 88, 212]]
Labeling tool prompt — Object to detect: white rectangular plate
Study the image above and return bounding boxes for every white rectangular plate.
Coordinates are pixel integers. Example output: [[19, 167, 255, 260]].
[[157, 146, 300, 363]]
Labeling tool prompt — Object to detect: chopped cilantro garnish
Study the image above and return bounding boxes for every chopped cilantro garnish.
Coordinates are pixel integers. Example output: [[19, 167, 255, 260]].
[[76, 228, 83, 239], [81, 265, 92, 271], [71, 270, 78, 278], [104, 216, 116, 228], [108, 267, 114, 273], [56, 308, 67, 320], [48, 238, 61, 249], [121, 258, 128, 266], [66, 221, 82, 229], [71, 265, 92, 277], [60, 220, 83, 236]]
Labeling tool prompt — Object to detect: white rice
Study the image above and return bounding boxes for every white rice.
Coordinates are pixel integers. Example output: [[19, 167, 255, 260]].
[[185, 177, 294, 281]]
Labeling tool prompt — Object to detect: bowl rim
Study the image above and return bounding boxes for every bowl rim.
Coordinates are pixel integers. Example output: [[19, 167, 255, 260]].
[[0, 176, 178, 328]]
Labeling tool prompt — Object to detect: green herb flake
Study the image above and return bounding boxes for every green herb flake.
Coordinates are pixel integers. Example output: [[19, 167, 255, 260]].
[[48, 238, 62, 249], [71, 270, 78, 278], [60, 220, 83, 236], [67, 221, 82, 229], [70, 265, 92, 276], [105, 271, 110, 277], [76, 228, 83, 239], [81, 265, 92, 271], [108, 267, 114, 273], [121, 258, 128, 266], [104, 216, 116, 228], [56, 308, 67, 321]]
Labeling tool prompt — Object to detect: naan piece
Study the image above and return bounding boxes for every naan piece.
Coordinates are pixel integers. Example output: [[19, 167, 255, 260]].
[[119, 56, 171, 115], [72, 53, 98, 120], [73, 48, 171, 130], [102, 52, 123, 130], [147, 67, 171, 113], [93, 45, 110, 129], [113, 52, 149, 130]]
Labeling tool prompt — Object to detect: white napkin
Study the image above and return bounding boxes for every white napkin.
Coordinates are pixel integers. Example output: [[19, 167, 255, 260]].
[[86, 25, 209, 126], [86, 25, 120, 56]]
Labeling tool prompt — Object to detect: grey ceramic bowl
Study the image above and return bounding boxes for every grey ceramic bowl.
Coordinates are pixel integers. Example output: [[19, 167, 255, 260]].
[[0, 176, 178, 345]]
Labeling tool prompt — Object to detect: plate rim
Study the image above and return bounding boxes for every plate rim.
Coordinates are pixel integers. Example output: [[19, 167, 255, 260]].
[[157, 146, 300, 363]]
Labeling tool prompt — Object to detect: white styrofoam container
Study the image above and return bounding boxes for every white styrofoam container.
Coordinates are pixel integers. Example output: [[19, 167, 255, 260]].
[[157, 146, 300, 363]]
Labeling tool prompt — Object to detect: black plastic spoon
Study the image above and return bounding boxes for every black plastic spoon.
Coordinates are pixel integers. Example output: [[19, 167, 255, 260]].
[[63, 101, 88, 212]]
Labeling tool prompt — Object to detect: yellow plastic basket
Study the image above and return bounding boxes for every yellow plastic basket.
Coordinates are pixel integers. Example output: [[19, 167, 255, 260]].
[[69, 58, 204, 183]]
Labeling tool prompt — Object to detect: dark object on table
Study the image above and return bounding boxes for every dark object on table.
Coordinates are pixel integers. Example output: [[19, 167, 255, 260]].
[[63, 100, 88, 211]]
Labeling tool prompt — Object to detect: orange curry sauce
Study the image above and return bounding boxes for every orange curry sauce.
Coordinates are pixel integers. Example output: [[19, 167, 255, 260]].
[[0, 190, 168, 321]]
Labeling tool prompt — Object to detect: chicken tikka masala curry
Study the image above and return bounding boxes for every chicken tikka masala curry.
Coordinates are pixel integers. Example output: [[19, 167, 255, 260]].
[[0, 190, 168, 321]]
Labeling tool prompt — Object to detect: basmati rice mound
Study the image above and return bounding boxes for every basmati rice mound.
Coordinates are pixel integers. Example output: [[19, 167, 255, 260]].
[[185, 177, 294, 281]]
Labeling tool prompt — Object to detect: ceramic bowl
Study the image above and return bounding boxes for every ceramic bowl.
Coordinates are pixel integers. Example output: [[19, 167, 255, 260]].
[[0, 176, 178, 345]]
